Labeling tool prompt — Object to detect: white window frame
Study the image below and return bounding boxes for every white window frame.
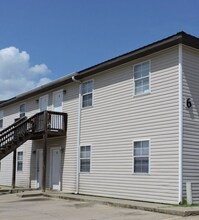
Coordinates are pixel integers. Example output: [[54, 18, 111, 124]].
[[81, 80, 94, 109], [80, 145, 91, 173], [133, 60, 151, 96], [19, 103, 26, 118], [0, 110, 3, 129], [132, 139, 150, 175], [17, 151, 23, 172]]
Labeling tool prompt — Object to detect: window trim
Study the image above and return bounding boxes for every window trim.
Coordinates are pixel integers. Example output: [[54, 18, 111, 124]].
[[19, 103, 26, 118], [133, 60, 151, 97], [80, 145, 92, 174], [132, 138, 150, 175], [0, 110, 3, 129], [81, 79, 94, 109], [17, 151, 23, 172]]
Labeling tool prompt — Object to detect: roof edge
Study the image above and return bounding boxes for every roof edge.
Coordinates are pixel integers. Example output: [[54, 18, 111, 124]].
[[76, 31, 199, 79], [1, 31, 199, 108]]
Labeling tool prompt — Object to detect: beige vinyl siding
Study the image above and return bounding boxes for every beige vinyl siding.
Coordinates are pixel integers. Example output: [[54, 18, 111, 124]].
[[182, 45, 199, 203], [30, 86, 78, 191], [29, 83, 78, 191], [16, 142, 32, 187], [26, 83, 79, 193], [0, 104, 25, 186], [31, 137, 66, 188], [15, 97, 40, 187], [0, 86, 65, 187], [0, 97, 39, 187], [80, 46, 179, 204], [0, 92, 51, 187], [0, 143, 32, 188], [0, 83, 78, 191], [0, 153, 12, 186], [62, 83, 79, 192]]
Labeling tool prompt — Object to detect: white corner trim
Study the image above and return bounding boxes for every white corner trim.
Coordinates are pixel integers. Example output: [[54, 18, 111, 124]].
[[178, 43, 183, 204]]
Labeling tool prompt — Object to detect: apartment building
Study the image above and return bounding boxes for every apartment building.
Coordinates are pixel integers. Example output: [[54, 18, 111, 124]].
[[0, 32, 199, 204]]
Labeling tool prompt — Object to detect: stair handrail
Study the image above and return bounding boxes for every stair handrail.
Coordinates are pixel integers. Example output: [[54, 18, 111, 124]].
[[0, 112, 44, 139], [0, 116, 27, 136], [0, 110, 67, 160]]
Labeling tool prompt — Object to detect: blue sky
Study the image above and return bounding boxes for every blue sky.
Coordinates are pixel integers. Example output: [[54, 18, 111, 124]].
[[0, 0, 198, 99]]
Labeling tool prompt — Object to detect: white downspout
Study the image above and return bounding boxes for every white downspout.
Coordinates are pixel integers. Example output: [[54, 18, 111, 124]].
[[178, 44, 183, 204], [72, 75, 82, 194]]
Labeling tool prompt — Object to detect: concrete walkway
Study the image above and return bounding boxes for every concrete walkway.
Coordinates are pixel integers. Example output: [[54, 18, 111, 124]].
[[15, 190, 199, 217], [0, 186, 36, 194]]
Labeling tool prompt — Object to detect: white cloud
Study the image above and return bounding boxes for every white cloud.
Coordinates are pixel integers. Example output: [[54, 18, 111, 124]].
[[37, 77, 52, 86], [29, 64, 51, 75], [0, 47, 52, 100]]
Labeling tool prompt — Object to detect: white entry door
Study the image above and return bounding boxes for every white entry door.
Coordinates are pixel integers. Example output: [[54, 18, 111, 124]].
[[52, 91, 63, 129], [36, 149, 43, 188], [53, 90, 63, 112], [50, 148, 61, 190], [39, 95, 48, 112]]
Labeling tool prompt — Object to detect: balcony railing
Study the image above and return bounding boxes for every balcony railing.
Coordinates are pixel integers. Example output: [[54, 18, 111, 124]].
[[32, 111, 67, 134]]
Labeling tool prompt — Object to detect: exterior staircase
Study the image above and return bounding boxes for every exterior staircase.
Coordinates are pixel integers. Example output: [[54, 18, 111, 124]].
[[0, 111, 67, 160]]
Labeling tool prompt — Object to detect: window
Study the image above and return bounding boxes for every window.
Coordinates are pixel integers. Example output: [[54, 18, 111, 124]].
[[0, 110, 3, 129], [19, 104, 26, 118], [17, 151, 23, 171], [134, 61, 150, 95], [80, 146, 91, 172], [81, 80, 93, 108], [133, 140, 149, 173]]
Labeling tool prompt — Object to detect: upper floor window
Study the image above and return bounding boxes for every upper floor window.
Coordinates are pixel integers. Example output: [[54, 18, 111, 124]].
[[0, 110, 3, 129], [19, 104, 26, 118], [17, 151, 23, 172], [81, 80, 93, 108], [133, 140, 149, 174], [134, 61, 150, 96]]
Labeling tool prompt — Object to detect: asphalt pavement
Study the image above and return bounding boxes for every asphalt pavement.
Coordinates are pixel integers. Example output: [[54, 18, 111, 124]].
[[0, 193, 199, 220]]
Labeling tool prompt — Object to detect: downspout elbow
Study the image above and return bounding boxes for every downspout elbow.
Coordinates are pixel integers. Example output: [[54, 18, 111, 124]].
[[72, 75, 82, 84]]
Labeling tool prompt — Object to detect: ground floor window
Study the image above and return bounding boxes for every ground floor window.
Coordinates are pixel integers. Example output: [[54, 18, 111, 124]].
[[17, 151, 23, 171], [133, 140, 149, 173], [80, 146, 91, 173]]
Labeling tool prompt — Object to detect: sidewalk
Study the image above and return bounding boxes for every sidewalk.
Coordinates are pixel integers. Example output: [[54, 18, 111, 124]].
[[16, 190, 199, 217], [0, 185, 36, 194]]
